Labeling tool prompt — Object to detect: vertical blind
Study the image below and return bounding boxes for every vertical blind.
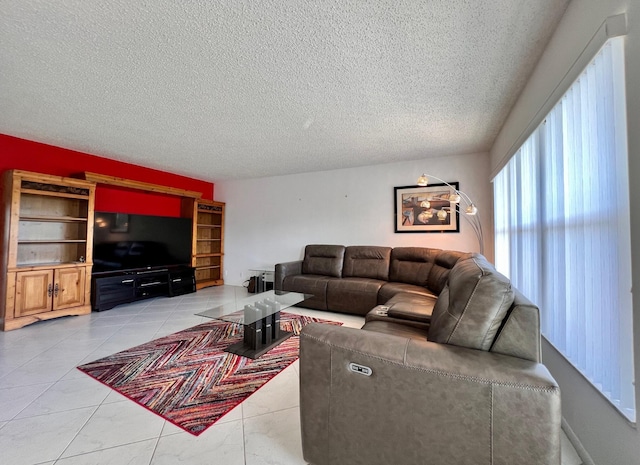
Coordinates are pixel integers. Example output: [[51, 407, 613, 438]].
[[494, 37, 635, 421]]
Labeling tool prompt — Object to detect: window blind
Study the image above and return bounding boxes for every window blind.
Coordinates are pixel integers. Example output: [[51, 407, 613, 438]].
[[494, 37, 634, 421]]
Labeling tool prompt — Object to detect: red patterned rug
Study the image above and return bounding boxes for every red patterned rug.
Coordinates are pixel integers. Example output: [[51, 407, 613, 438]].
[[77, 312, 340, 436]]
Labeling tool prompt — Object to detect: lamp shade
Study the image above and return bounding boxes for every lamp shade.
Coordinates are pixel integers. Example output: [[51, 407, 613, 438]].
[[412, 172, 484, 253], [465, 204, 478, 215]]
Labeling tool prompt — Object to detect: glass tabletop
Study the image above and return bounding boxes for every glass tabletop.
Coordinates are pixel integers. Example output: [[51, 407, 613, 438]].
[[196, 290, 308, 325]]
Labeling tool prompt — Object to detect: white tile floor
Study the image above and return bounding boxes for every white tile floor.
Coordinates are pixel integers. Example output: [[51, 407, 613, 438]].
[[0, 285, 582, 465]]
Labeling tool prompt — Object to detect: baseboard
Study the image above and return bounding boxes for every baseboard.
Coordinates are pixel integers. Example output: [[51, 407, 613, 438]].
[[562, 417, 594, 465]]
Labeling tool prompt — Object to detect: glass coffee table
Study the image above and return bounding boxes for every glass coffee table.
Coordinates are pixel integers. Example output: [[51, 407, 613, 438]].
[[196, 290, 308, 359]]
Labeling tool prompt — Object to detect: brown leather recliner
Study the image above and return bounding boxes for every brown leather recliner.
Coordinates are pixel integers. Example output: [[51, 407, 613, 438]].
[[299, 254, 561, 465]]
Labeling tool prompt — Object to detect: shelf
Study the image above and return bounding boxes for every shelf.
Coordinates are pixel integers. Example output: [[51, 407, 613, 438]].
[[196, 278, 221, 283], [20, 188, 90, 200], [18, 239, 87, 244], [14, 261, 89, 270], [20, 215, 88, 223], [195, 265, 221, 271], [2, 170, 96, 331], [185, 198, 225, 290]]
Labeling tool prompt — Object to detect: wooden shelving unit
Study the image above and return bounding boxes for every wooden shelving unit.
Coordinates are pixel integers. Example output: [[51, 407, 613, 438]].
[[1, 170, 96, 331], [182, 199, 225, 289]]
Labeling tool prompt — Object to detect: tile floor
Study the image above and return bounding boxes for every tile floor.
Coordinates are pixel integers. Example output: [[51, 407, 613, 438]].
[[0, 285, 582, 465]]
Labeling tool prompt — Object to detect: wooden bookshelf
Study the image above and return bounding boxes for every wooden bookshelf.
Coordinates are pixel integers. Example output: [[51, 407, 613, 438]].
[[1, 170, 96, 330], [182, 199, 225, 289]]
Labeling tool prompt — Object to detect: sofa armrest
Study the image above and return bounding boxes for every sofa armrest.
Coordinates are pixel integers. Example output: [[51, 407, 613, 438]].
[[300, 323, 561, 465], [275, 260, 302, 291]]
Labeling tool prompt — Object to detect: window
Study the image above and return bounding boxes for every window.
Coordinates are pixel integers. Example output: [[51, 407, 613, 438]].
[[494, 37, 635, 421]]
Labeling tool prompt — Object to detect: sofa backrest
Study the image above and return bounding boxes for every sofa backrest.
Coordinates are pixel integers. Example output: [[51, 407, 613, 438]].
[[342, 246, 391, 280], [389, 248, 468, 295], [427, 250, 469, 295], [302, 244, 346, 277], [428, 254, 515, 352], [388, 247, 439, 286]]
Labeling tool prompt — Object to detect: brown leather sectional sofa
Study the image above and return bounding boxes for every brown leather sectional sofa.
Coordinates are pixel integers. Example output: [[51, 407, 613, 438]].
[[275, 244, 466, 318], [275, 244, 561, 465]]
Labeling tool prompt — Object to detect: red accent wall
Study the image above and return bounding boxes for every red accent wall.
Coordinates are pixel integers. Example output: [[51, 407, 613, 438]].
[[0, 134, 214, 217]]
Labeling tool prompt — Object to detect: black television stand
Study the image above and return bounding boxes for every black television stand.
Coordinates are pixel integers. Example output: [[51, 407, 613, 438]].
[[136, 268, 168, 274], [91, 265, 196, 312]]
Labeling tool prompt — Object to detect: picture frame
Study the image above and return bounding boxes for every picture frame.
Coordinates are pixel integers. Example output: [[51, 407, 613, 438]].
[[394, 183, 460, 233]]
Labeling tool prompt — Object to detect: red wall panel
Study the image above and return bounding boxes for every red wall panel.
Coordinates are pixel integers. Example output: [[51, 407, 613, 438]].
[[0, 134, 214, 217]]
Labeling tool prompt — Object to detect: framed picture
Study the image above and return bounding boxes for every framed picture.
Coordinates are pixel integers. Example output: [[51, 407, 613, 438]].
[[394, 183, 460, 233]]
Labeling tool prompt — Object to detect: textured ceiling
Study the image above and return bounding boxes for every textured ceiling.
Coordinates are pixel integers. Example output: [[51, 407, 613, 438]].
[[0, 0, 570, 182]]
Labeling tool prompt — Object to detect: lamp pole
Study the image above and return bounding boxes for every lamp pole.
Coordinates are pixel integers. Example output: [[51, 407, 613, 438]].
[[416, 173, 484, 254]]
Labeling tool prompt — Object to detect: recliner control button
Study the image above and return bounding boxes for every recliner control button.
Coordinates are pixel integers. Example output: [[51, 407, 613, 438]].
[[348, 363, 372, 376]]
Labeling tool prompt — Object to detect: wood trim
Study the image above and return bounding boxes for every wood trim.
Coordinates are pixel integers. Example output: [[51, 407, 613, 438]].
[[8, 263, 92, 272], [1, 304, 91, 331], [83, 172, 202, 199], [12, 170, 97, 189], [20, 188, 90, 200]]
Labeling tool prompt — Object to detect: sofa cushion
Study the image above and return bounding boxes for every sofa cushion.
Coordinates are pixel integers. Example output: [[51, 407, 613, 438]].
[[385, 292, 438, 323], [388, 247, 440, 286], [378, 282, 436, 304], [426, 250, 469, 295], [342, 246, 391, 280], [428, 255, 514, 351], [302, 244, 345, 278], [326, 278, 385, 315], [364, 305, 431, 332], [282, 274, 337, 310]]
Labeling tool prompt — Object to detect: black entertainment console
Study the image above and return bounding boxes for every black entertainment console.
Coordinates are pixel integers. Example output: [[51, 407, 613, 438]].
[[91, 265, 196, 312]]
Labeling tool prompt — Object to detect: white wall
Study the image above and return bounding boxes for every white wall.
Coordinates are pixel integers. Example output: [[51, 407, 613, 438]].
[[490, 1, 640, 464], [215, 152, 491, 286]]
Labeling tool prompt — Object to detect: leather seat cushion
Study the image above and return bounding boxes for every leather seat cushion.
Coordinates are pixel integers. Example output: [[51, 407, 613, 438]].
[[282, 274, 337, 310], [326, 278, 385, 315], [385, 292, 438, 323], [378, 282, 436, 304], [365, 305, 431, 332]]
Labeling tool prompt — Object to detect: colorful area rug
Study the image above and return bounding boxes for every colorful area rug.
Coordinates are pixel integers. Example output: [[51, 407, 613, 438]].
[[77, 312, 341, 436]]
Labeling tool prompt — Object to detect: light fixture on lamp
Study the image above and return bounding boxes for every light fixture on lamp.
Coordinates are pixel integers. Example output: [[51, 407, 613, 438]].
[[416, 173, 484, 254]]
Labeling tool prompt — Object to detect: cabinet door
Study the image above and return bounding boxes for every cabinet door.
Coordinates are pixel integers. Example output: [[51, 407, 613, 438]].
[[15, 270, 54, 317], [53, 267, 85, 310]]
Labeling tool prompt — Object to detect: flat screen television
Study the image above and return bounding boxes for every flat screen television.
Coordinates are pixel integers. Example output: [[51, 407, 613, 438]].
[[92, 212, 192, 273]]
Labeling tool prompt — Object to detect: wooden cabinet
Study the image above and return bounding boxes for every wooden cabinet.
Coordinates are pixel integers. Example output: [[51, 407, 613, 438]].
[[1, 170, 95, 331], [52, 267, 86, 309], [182, 199, 225, 289], [14, 267, 85, 317], [14, 269, 54, 317]]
